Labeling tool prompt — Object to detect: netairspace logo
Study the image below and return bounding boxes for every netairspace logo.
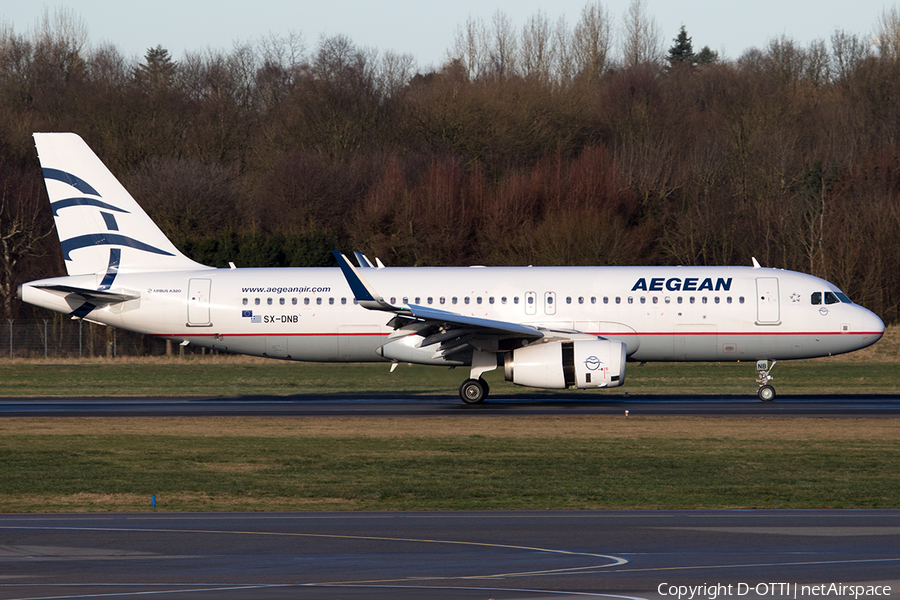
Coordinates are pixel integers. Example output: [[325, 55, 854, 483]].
[[657, 582, 892, 600]]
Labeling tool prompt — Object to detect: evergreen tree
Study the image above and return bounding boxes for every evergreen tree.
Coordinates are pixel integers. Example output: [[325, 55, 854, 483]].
[[696, 45, 719, 64], [135, 45, 176, 90], [667, 25, 694, 65]]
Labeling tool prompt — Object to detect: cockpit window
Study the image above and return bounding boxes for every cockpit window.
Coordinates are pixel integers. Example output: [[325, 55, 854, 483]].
[[836, 292, 852, 304], [812, 291, 852, 305]]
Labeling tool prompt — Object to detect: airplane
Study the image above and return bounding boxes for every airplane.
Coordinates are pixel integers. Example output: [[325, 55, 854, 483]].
[[18, 133, 885, 404]]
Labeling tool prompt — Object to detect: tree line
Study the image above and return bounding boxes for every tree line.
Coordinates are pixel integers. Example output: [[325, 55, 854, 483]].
[[2, 4, 900, 325]]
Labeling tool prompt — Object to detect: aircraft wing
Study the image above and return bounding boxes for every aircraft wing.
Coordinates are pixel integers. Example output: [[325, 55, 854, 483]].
[[401, 303, 543, 338], [333, 252, 543, 360]]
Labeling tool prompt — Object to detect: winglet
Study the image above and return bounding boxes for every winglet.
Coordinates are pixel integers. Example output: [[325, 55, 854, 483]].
[[333, 251, 403, 312], [751, 257, 762, 269], [354, 251, 375, 268]]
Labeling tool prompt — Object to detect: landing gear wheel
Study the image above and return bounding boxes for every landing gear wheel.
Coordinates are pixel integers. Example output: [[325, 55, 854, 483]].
[[758, 384, 776, 402], [459, 378, 488, 404]]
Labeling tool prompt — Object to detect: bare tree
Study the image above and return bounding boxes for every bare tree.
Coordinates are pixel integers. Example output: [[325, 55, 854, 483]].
[[552, 16, 575, 83], [573, 0, 613, 80], [33, 6, 88, 80], [763, 35, 808, 85], [487, 10, 518, 79], [830, 29, 870, 84], [620, 0, 663, 68], [874, 5, 900, 60], [0, 172, 53, 320], [450, 16, 487, 80], [520, 10, 553, 81], [379, 50, 416, 99]]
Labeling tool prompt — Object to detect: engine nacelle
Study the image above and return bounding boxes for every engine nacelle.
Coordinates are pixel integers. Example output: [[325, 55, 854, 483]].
[[504, 339, 626, 389]]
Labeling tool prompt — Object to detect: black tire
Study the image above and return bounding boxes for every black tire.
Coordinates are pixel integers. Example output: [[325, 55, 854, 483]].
[[758, 384, 776, 402], [459, 378, 488, 404]]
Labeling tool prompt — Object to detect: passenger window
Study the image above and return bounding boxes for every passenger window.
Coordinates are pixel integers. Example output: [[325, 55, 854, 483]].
[[811, 292, 822, 305], [514, 297, 519, 304], [279, 297, 285, 305], [465, 297, 471, 305], [714, 297, 720, 304], [304, 298, 310, 305], [500, 297, 507, 304], [603, 297, 609, 304], [640, 297, 646, 304], [341, 298, 347, 305], [316, 298, 322, 305], [440, 297, 446, 305], [615, 297, 621, 304], [527, 296, 534, 305], [824, 292, 840, 305], [329, 297, 334, 305], [427, 297, 433, 305], [255, 298, 260, 305], [453, 297, 458, 304], [242, 298, 248, 305], [489, 297, 495, 304], [477, 297, 483, 304], [267, 298, 273, 305], [702, 297, 708, 304], [292, 298, 298, 305]]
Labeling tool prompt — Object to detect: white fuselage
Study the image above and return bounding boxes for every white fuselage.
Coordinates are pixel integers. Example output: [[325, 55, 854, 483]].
[[20, 264, 885, 364]]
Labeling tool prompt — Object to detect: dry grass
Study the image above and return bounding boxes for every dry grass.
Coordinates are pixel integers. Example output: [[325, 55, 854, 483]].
[[2, 415, 898, 440]]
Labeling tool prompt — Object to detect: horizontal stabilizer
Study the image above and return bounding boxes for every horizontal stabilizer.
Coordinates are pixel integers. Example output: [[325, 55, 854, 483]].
[[33, 284, 139, 306]]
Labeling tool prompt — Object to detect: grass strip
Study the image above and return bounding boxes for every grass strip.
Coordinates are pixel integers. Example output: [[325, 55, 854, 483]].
[[1, 417, 897, 512]]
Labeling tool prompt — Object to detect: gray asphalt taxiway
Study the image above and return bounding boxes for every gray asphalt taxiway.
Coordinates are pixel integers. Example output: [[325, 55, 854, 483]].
[[0, 510, 898, 600], [1, 393, 900, 416]]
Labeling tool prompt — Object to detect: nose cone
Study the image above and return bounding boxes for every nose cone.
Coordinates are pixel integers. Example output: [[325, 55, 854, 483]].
[[857, 306, 885, 350]]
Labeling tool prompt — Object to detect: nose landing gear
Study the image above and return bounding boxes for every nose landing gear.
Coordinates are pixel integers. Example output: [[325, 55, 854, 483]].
[[756, 360, 776, 402]]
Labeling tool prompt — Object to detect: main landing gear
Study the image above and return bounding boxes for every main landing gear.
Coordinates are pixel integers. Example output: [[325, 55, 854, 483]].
[[458, 350, 497, 404], [756, 359, 777, 402], [459, 378, 490, 404]]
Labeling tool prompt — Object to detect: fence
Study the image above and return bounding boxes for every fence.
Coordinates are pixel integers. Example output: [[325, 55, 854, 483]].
[[3, 319, 182, 358]]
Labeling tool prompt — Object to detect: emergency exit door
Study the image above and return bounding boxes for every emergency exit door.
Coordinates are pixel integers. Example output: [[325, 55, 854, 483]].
[[756, 277, 780, 324], [187, 278, 212, 326]]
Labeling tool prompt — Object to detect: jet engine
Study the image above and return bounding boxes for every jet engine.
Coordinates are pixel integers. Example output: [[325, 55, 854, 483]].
[[504, 339, 626, 389]]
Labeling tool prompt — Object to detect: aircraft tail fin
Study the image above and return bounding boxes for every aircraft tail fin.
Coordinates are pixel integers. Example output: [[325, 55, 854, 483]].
[[33, 133, 209, 278]]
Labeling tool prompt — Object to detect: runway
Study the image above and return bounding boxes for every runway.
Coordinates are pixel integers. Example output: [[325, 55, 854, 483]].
[[1, 394, 899, 417], [0, 510, 898, 599]]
